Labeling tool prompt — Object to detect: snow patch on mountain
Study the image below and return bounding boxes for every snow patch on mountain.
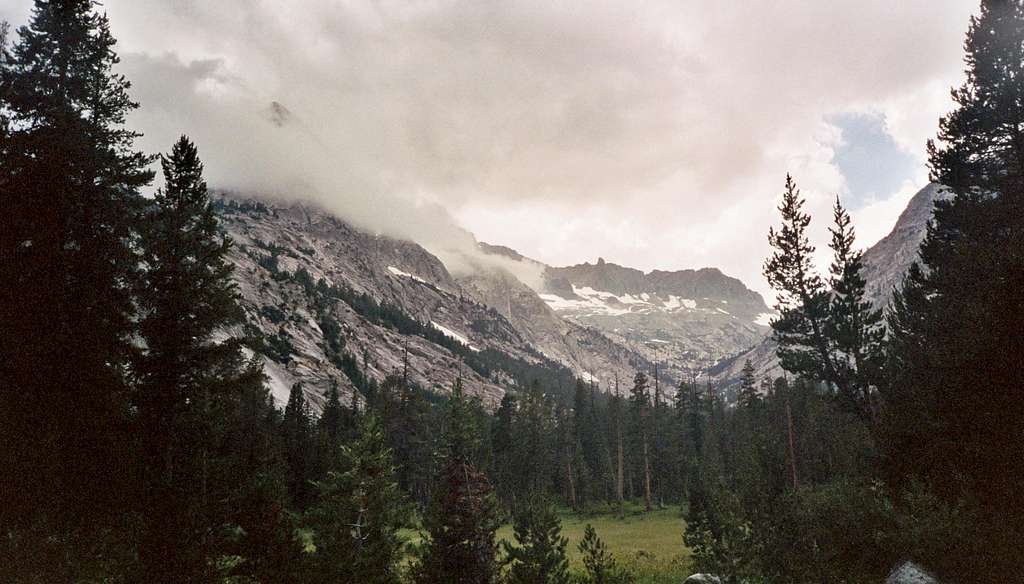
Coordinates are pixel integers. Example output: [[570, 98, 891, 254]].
[[430, 321, 480, 352], [387, 265, 428, 284], [263, 360, 293, 405], [754, 312, 775, 326], [538, 288, 632, 316], [617, 293, 650, 305], [663, 295, 698, 310]]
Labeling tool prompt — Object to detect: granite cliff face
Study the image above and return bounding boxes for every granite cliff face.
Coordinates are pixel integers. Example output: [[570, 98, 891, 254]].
[[861, 183, 946, 306], [216, 195, 650, 409], [537, 258, 773, 382]]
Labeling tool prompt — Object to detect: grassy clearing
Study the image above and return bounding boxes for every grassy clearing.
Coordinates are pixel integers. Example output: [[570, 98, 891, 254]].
[[530, 503, 692, 584], [402, 502, 693, 584]]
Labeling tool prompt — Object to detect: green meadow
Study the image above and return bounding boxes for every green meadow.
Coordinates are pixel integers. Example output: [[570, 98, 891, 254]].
[[402, 503, 694, 583]]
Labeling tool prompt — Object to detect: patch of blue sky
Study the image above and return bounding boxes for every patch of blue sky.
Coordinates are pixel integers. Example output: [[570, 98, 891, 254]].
[[828, 111, 918, 209]]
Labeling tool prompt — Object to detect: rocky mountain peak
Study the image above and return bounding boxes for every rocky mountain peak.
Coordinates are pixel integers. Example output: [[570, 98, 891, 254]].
[[861, 183, 947, 306], [529, 256, 773, 380], [266, 101, 293, 127]]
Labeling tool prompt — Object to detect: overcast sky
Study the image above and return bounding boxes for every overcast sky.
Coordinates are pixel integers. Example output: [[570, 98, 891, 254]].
[[2, 0, 977, 300]]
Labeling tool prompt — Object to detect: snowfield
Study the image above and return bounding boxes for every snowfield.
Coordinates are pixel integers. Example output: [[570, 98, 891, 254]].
[[540, 286, 706, 317], [387, 265, 428, 284], [430, 321, 480, 352]]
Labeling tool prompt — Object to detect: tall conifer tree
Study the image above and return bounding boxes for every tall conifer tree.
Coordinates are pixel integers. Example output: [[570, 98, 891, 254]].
[[0, 1, 152, 577], [628, 372, 653, 511], [414, 380, 500, 584], [306, 415, 407, 584], [737, 360, 759, 410], [827, 198, 884, 423], [886, 2, 1024, 579], [763, 176, 836, 392], [135, 135, 267, 581]]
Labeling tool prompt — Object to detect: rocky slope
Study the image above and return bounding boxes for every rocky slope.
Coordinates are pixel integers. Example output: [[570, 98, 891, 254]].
[[218, 174, 917, 408], [215, 195, 651, 409], [536, 258, 774, 382], [861, 183, 947, 306], [709, 183, 945, 389]]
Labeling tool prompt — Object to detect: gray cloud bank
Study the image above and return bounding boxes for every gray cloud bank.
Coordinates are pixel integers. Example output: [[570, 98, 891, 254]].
[[1, 0, 976, 296]]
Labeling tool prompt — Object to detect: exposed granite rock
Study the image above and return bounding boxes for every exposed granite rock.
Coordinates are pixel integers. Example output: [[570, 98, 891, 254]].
[[885, 561, 940, 584]]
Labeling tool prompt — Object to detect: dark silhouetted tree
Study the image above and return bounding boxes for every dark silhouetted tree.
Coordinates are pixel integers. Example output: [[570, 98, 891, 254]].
[[0, 1, 152, 577], [414, 380, 500, 584]]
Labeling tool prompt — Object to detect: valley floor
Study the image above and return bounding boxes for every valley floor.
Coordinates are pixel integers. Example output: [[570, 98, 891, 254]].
[[403, 503, 693, 583]]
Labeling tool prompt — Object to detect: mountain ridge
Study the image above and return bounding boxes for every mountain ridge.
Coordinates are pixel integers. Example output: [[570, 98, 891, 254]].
[[215, 193, 660, 409], [472, 249, 775, 382]]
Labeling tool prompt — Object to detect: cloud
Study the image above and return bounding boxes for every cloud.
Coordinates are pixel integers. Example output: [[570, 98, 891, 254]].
[[1, 0, 976, 299]]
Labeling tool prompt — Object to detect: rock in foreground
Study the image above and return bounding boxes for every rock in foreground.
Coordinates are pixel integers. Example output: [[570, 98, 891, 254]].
[[885, 561, 940, 584]]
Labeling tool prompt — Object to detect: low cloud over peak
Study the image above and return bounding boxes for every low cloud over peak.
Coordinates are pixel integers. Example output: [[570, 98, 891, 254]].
[[0, 0, 975, 298]]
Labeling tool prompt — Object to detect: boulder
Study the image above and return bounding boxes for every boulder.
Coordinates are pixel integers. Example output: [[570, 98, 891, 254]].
[[885, 561, 940, 584], [684, 574, 722, 584]]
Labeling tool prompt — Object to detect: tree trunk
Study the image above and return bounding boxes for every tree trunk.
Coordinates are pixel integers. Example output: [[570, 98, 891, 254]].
[[566, 447, 578, 511], [786, 397, 799, 490], [642, 435, 652, 512], [616, 425, 624, 512]]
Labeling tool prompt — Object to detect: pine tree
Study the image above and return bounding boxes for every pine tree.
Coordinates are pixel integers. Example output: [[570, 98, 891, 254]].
[[492, 392, 519, 506], [283, 382, 315, 509], [394, 380, 435, 507], [316, 379, 348, 475], [764, 178, 882, 426], [414, 380, 500, 584], [584, 384, 612, 505], [320, 380, 344, 447], [826, 198, 884, 424], [514, 381, 556, 499], [650, 366, 671, 506], [737, 360, 759, 410], [554, 404, 579, 510], [676, 379, 706, 465], [503, 497, 571, 584], [884, 2, 1024, 579], [763, 176, 837, 392], [609, 386, 626, 514], [571, 381, 592, 508], [133, 136, 255, 581], [578, 524, 633, 584], [628, 372, 653, 511], [0, 1, 152, 577], [305, 415, 407, 584], [221, 371, 301, 584]]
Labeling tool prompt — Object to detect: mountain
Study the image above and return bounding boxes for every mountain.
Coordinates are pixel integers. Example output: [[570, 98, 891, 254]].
[[709, 182, 945, 389], [214, 194, 653, 409], [216, 177, 929, 409], [860, 183, 947, 306], [536, 258, 774, 382]]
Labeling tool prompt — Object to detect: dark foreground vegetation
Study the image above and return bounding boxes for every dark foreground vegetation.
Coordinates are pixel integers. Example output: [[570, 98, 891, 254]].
[[1, 1, 1022, 583]]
